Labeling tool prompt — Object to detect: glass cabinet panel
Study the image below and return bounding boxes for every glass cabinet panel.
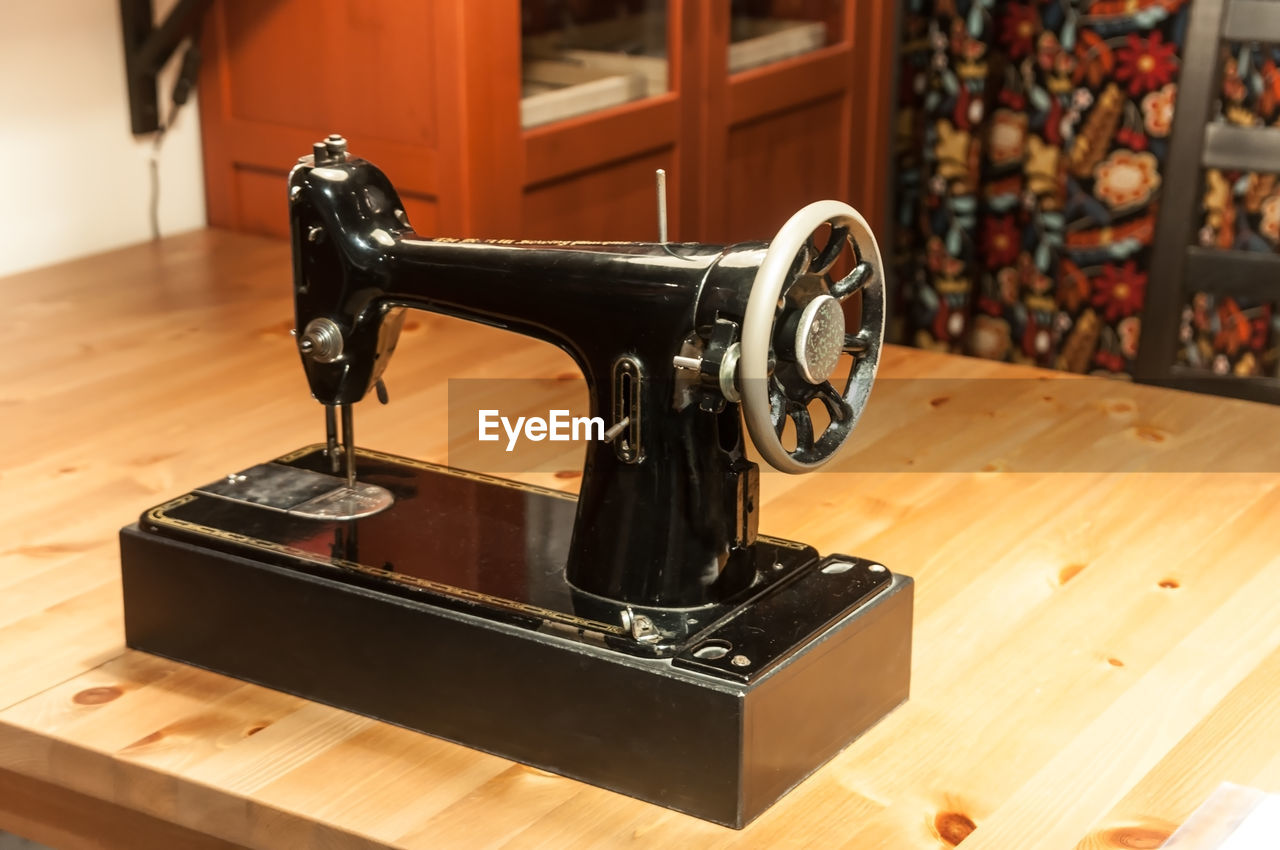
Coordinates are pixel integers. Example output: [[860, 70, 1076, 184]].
[[520, 1, 669, 129], [728, 0, 844, 75]]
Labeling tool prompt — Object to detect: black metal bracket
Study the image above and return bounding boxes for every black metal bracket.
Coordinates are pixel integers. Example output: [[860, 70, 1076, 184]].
[[120, 0, 211, 135]]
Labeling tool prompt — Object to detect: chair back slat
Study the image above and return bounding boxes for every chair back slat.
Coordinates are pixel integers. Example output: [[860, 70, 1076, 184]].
[[1136, 0, 1280, 401], [1186, 247, 1280, 297], [1222, 0, 1280, 41], [1202, 124, 1280, 172]]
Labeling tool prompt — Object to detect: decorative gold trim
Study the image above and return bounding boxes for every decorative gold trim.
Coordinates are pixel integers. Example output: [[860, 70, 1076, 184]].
[[759, 536, 808, 551], [276, 445, 576, 501], [273, 445, 323, 464], [144, 451, 621, 636]]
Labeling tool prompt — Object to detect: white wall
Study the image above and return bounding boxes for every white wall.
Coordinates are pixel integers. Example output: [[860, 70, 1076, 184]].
[[0, 0, 207, 278]]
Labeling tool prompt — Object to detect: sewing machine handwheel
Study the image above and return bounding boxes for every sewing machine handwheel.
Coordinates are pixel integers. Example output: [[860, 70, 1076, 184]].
[[740, 200, 885, 473]]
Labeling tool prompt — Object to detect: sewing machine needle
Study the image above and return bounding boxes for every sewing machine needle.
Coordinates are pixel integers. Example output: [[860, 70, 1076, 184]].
[[325, 405, 339, 473], [341, 403, 356, 489]]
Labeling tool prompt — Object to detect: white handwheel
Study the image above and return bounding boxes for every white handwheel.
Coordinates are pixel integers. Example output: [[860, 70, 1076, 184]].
[[740, 200, 885, 473]]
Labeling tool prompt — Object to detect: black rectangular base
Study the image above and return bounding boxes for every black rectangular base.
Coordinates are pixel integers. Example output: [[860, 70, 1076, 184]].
[[119, 451, 912, 828]]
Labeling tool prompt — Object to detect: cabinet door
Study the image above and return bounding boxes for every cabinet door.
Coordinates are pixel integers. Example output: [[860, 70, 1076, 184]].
[[518, 0, 683, 241], [199, 1, 447, 237], [697, 1, 895, 242], [199, 1, 524, 239], [198, 1, 895, 244]]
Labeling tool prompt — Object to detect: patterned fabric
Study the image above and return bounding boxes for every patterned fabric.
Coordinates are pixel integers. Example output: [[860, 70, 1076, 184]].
[[893, 0, 1190, 376], [1180, 42, 1280, 378], [1178, 292, 1280, 376], [1199, 43, 1280, 255]]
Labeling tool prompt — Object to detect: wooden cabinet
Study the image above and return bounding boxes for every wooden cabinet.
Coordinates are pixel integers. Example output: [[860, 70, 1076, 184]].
[[197, 1, 896, 243]]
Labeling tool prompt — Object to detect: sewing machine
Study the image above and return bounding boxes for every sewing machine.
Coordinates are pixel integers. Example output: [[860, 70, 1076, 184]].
[[119, 135, 912, 828]]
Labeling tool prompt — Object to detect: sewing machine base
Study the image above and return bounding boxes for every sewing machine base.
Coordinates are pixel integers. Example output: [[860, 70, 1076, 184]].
[[119, 447, 913, 828]]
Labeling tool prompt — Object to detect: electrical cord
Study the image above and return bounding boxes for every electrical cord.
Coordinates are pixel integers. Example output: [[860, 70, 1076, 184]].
[[149, 28, 203, 241]]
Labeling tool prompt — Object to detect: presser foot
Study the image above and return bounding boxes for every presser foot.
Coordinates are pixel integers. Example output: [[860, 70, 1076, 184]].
[[119, 444, 913, 828]]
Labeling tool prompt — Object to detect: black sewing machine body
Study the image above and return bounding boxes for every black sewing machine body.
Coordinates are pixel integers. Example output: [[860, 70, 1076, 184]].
[[120, 138, 913, 828]]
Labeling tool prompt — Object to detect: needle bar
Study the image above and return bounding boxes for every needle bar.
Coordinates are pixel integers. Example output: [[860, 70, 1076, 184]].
[[341, 403, 356, 489], [325, 405, 339, 473]]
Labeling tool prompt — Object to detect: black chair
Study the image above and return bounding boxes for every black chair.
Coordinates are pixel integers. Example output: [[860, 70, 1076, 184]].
[[1136, 0, 1280, 402]]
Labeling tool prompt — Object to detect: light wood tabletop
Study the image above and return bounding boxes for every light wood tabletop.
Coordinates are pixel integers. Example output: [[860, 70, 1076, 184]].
[[3, 229, 1280, 849]]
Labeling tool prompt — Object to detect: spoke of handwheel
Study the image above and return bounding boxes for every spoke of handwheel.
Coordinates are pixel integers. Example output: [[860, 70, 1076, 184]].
[[790, 407, 815, 453], [771, 387, 788, 437], [811, 225, 850, 277], [844, 331, 872, 355], [789, 243, 814, 283], [830, 261, 873, 301], [816, 381, 853, 423]]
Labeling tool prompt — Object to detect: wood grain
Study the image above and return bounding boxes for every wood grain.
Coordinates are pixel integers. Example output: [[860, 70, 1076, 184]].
[[2, 231, 1279, 848], [0, 766, 246, 850]]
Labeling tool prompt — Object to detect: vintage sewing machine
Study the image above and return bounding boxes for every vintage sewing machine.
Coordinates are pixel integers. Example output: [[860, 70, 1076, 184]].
[[119, 135, 912, 828]]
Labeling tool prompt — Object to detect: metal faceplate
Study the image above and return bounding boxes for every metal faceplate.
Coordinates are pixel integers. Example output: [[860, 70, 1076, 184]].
[[197, 462, 394, 520]]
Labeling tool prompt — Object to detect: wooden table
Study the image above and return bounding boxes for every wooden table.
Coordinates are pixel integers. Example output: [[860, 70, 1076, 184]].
[[3, 230, 1279, 849]]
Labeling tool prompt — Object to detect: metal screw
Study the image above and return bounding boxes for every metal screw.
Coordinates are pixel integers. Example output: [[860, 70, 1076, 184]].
[[312, 134, 349, 166], [869, 564, 887, 573], [622, 608, 661, 643], [631, 614, 659, 642], [731, 655, 751, 668], [324, 134, 348, 157], [772, 561, 784, 571]]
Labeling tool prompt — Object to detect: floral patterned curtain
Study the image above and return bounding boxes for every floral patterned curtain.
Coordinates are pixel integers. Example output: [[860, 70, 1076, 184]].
[[893, 0, 1189, 376], [1181, 41, 1280, 377]]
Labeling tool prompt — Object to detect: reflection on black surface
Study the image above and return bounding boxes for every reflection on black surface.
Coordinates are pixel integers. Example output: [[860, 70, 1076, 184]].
[[149, 447, 828, 653], [162, 449, 579, 616]]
